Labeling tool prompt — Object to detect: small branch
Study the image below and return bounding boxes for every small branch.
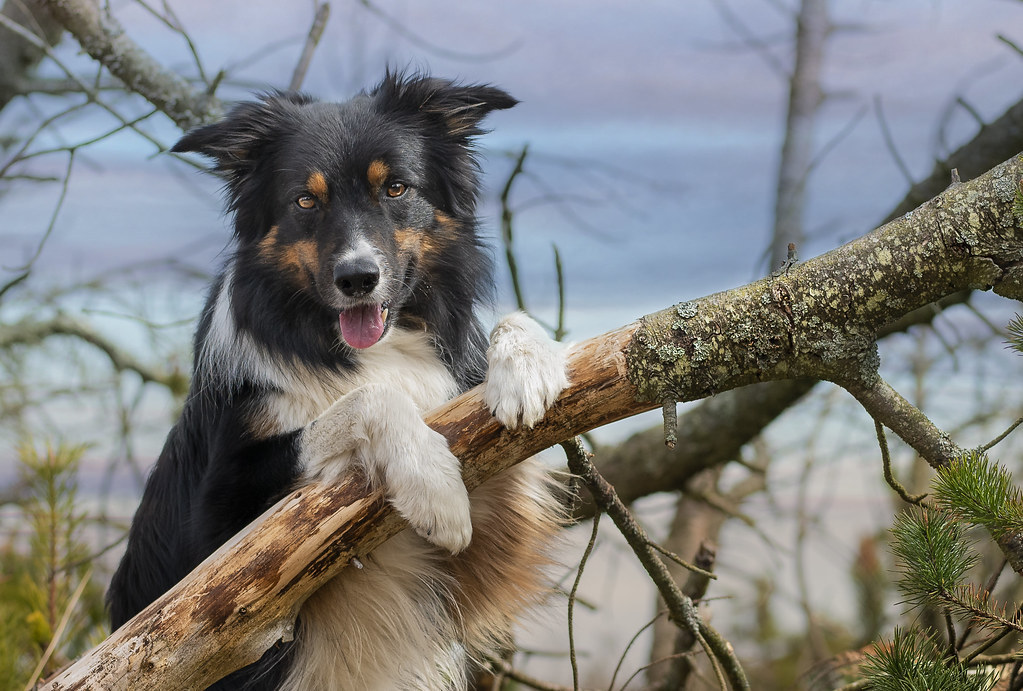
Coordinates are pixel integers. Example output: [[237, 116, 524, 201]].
[[357, 0, 521, 62], [482, 655, 581, 691], [841, 376, 962, 469], [485, 655, 582, 691], [873, 419, 928, 505], [979, 416, 1023, 453], [568, 510, 600, 691], [24, 567, 92, 690], [39, 0, 222, 129], [289, 3, 330, 91], [500, 145, 529, 311], [561, 439, 746, 690], [608, 612, 665, 691], [874, 95, 914, 187], [0, 12, 172, 150], [0, 313, 184, 392]]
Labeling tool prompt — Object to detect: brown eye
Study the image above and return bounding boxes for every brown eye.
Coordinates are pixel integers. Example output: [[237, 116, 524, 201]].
[[296, 194, 316, 209], [386, 182, 407, 198]]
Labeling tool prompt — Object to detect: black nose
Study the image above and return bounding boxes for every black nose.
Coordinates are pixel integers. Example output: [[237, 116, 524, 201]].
[[333, 256, 380, 297]]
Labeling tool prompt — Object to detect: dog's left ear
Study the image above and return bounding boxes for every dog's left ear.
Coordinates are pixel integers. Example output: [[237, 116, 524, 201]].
[[375, 71, 517, 140], [171, 92, 314, 180]]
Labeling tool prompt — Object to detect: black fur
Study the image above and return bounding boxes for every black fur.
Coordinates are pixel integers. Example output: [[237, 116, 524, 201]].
[[106, 71, 516, 689]]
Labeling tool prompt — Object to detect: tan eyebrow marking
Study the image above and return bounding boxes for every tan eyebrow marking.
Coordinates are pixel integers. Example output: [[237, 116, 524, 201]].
[[367, 160, 390, 192], [306, 170, 328, 202]]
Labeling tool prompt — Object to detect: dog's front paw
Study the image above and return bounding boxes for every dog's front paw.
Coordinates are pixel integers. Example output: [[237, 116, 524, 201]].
[[483, 311, 570, 429], [300, 384, 473, 553], [385, 424, 473, 554]]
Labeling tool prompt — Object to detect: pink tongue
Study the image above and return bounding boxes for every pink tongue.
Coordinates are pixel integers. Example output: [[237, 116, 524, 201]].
[[339, 304, 385, 349]]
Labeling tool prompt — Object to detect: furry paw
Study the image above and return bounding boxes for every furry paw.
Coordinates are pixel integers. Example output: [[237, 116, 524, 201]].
[[301, 384, 472, 553], [384, 423, 473, 553], [483, 312, 570, 429]]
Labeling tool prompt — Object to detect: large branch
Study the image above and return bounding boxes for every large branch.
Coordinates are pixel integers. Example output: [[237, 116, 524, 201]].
[[43, 154, 1023, 689], [591, 82, 1023, 505], [40, 0, 221, 129]]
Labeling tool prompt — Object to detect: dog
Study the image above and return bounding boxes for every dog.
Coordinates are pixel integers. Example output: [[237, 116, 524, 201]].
[[106, 71, 569, 690]]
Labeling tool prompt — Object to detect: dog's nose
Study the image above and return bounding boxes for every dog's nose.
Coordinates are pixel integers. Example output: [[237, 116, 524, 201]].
[[334, 256, 380, 297]]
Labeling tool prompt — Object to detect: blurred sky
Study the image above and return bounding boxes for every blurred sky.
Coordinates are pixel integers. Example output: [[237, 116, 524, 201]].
[[5, 0, 1023, 341]]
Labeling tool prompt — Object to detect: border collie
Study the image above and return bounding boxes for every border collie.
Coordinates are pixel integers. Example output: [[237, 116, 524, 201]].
[[106, 71, 569, 690]]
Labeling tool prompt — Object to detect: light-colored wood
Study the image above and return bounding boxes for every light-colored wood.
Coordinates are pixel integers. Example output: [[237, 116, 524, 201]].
[[40, 322, 645, 691]]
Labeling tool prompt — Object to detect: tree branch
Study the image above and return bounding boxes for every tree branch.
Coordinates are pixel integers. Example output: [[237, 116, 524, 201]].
[[0, 313, 187, 393], [39, 0, 221, 129], [41, 153, 1023, 689]]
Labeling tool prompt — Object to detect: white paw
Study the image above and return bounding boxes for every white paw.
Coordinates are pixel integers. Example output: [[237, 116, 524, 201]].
[[300, 384, 472, 553], [483, 311, 570, 429], [383, 423, 473, 554]]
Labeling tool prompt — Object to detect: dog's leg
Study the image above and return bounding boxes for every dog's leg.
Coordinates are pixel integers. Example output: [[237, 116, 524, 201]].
[[299, 383, 472, 554], [484, 311, 570, 429]]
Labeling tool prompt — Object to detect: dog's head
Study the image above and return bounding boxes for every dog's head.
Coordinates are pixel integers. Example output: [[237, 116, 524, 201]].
[[174, 72, 516, 350]]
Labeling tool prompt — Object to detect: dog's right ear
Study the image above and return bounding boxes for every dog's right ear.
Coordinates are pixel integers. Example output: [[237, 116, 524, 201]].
[[171, 92, 313, 180]]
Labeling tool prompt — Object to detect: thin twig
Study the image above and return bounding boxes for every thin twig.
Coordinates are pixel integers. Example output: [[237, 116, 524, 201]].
[[553, 244, 567, 341], [980, 416, 1023, 453], [0, 12, 170, 150], [874, 95, 914, 187], [484, 655, 581, 691], [607, 611, 665, 691], [561, 438, 748, 690], [568, 511, 601, 691], [357, 0, 521, 62], [874, 419, 928, 504], [289, 3, 331, 91], [9, 150, 75, 274], [500, 145, 530, 311], [23, 567, 93, 690], [133, 0, 209, 84]]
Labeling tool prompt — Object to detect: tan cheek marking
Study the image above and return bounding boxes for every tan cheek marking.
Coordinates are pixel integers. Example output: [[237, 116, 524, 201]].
[[283, 239, 319, 280], [257, 226, 280, 259], [306, 171, 328, 203], [367, 160, 390, 193]]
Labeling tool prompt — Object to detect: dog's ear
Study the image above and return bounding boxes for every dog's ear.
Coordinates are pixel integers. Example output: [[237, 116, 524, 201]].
[[374, 71, 517, 140], [173, 92, 313, 240], [171, 92, 313, 178]]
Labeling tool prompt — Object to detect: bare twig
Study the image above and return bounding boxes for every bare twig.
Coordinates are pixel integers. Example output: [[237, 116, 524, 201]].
[[607, 611, 665, 691], [500, 145, 529, 311], [561, 439, 747, 690], [0, 12, 172, 149], [979, 416, 1023, 453], [289, 3, 330, 91], [357, 0, 521, 62], [874, 419, 928, 505], [874, 94, 914, 186], [39, 0, 222, 129], [23, 567, 93, 690], [484, 655, 582, 691], [568, 510, 601, 691]]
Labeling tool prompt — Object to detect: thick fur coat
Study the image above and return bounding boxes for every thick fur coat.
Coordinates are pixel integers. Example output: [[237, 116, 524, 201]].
[[106, 72, 568, 690]]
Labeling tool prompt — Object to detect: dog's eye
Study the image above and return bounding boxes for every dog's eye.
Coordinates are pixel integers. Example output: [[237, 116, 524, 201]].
[[296, 195, 316, 210], [386, 182, 408, 198]]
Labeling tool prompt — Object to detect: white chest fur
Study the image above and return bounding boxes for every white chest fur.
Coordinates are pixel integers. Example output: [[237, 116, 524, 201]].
[[259, 328, 458, 437], [201, 271, 458, 436]]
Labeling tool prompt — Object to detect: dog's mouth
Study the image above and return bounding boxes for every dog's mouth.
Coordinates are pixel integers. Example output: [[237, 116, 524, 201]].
[[338, 301, 390, 349]]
